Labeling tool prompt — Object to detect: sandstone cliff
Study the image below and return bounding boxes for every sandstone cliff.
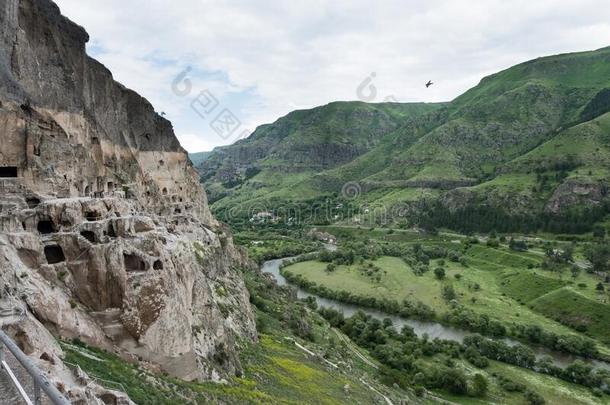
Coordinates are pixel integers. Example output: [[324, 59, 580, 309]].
[[0, 0, 256, 401]]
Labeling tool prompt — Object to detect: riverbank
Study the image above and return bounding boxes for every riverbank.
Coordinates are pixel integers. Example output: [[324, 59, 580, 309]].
[[263, 255, 610, 372]]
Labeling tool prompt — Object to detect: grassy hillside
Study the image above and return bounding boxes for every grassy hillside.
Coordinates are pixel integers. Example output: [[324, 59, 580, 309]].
[[198, 101, 444, 204], [200, 46, 610, 234]]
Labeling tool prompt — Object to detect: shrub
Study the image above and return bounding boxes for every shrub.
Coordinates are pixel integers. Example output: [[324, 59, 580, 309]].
[[525, 390, 546, 405], [471, 374, 488, 397], [434, 267, 446, 280]]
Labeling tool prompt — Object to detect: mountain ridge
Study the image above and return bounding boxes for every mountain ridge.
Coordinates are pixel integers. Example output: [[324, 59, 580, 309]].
[[199, 46, 610, 232]]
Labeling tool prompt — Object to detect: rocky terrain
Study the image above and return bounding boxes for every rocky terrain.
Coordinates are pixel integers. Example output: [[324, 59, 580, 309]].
[[0, 0, 256, 402]]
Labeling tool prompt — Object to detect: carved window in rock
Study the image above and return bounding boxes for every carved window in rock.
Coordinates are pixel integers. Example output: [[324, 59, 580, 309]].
[[44, 245, 65, 264], [26, 197, 40, 208], [80, 230, 96, 243], [123, 253, 147, 272], [85, 211, 100, 221], [37, 219, 55, 234], [0, 167, 18, 177]]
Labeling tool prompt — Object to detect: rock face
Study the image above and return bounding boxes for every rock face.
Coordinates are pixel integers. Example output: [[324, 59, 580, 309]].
[[0, 0, 256, 399]]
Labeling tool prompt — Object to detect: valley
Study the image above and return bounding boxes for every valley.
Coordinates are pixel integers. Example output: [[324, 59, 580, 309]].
[[1, 1, 609, 404]]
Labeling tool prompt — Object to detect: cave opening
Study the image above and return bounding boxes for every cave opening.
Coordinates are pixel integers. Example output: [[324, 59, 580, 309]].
[[26, 197, 40, 208], [85, 211, 100, 221], [44, 245, 65, 264], [107, 223, 117, 238], [123, 253, 147, 272], [0, 167, 18, 178], [80, 230, 96, 243], [37, 220, 55, 234], [153, 260, 163, 270]]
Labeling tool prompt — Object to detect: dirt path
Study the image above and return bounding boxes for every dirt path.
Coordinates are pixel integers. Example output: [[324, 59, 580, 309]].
[[331, 328, 379, 370]]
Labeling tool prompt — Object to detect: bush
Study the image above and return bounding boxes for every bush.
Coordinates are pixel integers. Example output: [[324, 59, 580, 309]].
[[509, 238, 529, 252], [471, 374, 488, 397], [440, 369, 468, 394], [434, 267, 446, 280], [442, 285, 456, 301], [486, 239, 500, 248], [525, 390, 546, 405]]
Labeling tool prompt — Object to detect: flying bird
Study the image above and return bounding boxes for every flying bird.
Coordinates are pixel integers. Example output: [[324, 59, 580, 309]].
[[425, 80, 434, 88]]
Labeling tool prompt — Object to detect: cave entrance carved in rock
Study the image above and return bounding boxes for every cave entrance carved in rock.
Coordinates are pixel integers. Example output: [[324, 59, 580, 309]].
[[0, 166, 18, 177], [123, 253, 147, 272], [44, 245, 65, 264]]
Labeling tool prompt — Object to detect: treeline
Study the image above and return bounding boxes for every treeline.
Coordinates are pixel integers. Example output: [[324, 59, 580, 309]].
[[283, 266, 599, 359], [418, 201, 609, 234], [282, 240, 600, 359], [511, 324, 598, 358], [464, 335, 609, 393], [319, 309, 610, 401]]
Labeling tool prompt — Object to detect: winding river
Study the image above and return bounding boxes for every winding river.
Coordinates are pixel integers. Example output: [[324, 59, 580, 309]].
[[262, 254, 610, 372]]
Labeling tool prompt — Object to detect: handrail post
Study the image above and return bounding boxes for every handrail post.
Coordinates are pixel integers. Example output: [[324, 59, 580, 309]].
[[34, 380, 41, 405], [0, 331, 70, 405]]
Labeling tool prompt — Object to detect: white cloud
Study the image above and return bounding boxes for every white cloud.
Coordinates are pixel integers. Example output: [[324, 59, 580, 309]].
[[54, 0, 610, 152]]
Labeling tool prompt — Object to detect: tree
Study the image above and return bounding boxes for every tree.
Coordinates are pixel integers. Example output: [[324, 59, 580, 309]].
[[440, 369, 468, 395], [471, 374, 488, 397], [593, 226, 606, 239], [434, 267, 446, 280], [585, 243, 610, 274], [326, 263, 337, 273], [442, 285, 456, 301]]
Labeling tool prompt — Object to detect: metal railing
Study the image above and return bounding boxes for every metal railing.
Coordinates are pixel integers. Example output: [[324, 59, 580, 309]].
[[0, 331, 71, 405]]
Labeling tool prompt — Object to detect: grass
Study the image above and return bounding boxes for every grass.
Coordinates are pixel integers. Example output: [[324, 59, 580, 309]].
[[499, 271, 568, 303], [530, 288, 610, 345], [284, 256, 449, 311], [61, 333, 389, 405]]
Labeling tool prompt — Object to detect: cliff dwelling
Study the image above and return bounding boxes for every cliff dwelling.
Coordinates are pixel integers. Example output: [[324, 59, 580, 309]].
[[37, 219, 55, 234], [44, 245, 65, 264], [26, 197, 40, 208], [80, 230, 96, 243], [85, 211, 100, 221], [0, 166, 18, 177], [124, 253, 147, 272]]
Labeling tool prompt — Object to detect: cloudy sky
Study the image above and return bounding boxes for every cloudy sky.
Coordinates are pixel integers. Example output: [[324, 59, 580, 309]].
[[54, 0, 610, 153]]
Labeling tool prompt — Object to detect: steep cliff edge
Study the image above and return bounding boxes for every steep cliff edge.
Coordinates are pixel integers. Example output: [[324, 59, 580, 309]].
[[0, 0, 256, 401]]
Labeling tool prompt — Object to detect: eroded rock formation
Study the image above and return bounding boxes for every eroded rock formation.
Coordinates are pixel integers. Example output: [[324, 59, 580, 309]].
[[0, 0, 256, 401]]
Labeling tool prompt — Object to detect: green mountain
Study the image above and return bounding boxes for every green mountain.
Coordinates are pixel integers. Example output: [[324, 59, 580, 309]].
[[189, 151, 213, 167], [199, 101, 444, 203], [198, 47, 610, 233]]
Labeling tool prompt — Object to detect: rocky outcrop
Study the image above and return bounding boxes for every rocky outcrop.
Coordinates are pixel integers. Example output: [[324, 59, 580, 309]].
[[545, 179, 608, 214], [0, 0, 256, 401]]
